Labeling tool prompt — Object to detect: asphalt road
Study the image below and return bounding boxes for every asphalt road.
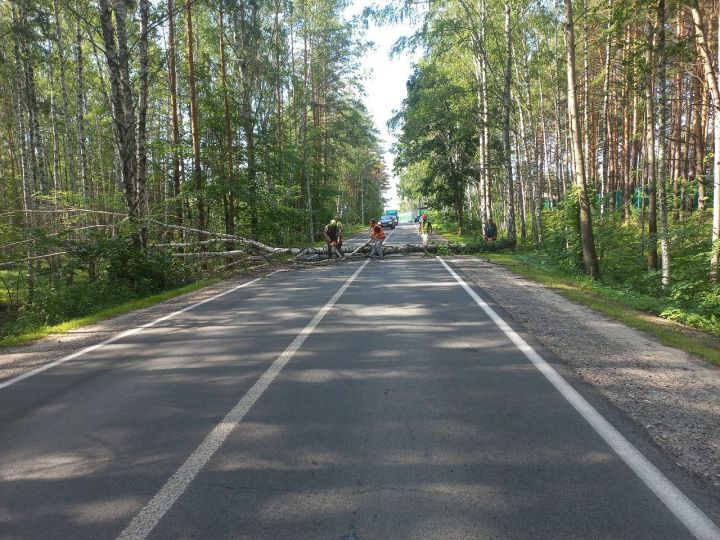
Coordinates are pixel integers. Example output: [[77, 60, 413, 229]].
[[1, 237, 719, 539], [347, 221, 425, 245]]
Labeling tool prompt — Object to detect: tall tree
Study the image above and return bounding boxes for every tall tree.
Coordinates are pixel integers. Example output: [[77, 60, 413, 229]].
[[98, 0, 142, 228], [688, 1, 720, 279], [564, 0, 599, 277], [167, 0, 183, 233], [185, 0, 205, 234], [656, 0, 671, 287], [503, 3, 517, 247]]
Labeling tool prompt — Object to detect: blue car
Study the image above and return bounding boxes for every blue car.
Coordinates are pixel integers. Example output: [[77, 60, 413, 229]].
[[379, 215, 396, 229]]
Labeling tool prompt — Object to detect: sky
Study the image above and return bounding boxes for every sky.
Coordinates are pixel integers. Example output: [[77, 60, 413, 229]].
[[344, 2, 420, 209]]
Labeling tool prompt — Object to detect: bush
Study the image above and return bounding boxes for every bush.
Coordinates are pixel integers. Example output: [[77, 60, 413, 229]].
[[1, 229, 195, 340]]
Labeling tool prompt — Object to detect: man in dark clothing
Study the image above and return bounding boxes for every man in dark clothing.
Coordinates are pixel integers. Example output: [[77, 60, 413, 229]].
[[324, 219, 344, 259], [485, 217, 497, 242]]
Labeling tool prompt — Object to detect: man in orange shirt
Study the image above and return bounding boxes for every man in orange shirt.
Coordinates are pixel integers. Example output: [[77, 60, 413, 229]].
[[369, 219, 385, 259]]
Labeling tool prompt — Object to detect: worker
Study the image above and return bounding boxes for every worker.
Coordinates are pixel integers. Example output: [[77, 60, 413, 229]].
[[324, 219, 344, 259], [418, 213, 428, 234], [369, 218, 385, 259]]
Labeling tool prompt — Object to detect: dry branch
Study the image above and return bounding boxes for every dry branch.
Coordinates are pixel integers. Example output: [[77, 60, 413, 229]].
[[147, 219, 300, 255], [0, 208, 126, 218], [0, 252, 68, 268]]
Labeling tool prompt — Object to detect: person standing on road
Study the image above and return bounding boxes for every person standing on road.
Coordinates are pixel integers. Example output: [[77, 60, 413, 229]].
[[324, 219, 344, 259], [369, 219, 385, 259], [418, 213, 428, 234]]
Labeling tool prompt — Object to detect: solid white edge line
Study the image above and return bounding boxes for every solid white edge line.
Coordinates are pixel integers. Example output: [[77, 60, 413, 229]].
[[116, 260, 369, 540], [0, 270, 284, 392], [437, 256, 720, 540]]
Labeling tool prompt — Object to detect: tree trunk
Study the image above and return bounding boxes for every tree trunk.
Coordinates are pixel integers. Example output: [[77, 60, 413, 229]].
[[219, 3, 235, 238], [302, 7, 313, 243], [564, 0, 600, 278], [274, 0, 284, 190], [689, 3, 720, 278], [645, 23, 659, 271], [98, 0, 140, 223], [137, 0, 149, 224], [622, 25, 635, 223], [582, 0, 592, 188], [75, 0, 89, 199], [656, 0, 671, 287], [16, 3, 48, 196], [53, 0, 75, 191], [238, 0, 259, 240], [714, 7, 720, 280], [185, 0, 205, 236], [480, 0, 491, 222], [669, 13, 684, 221], [167, 0, 183, 237], [514, 108, 528, 241], [50, 89, 61, 191], [503, 4, 516, 247], [601, 20, 612, 215]]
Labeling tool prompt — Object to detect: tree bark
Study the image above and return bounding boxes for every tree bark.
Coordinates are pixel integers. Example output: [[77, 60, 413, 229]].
[[656, 0, 671, 287], [503, 4, 516, 247], [219, 3, 235, 237], [167, 0, 183, 237], [98, 0, 140, 222], [137, 0, 149, 223], [185, 0, 205, 236], [75, 0, 89, 199], [564, 0, 600, 277], [53, 0, 75, 191], [645, 22, 659, 271], [688, 2, 720, 279]]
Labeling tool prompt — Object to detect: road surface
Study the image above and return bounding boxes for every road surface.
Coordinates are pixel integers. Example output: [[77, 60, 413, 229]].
[[1, 224, 719, 539], [346, 220, 426, 246]]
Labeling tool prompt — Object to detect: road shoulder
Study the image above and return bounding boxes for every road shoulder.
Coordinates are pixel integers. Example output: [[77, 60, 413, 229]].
[[447, 256, 720, 497], [0, 271, 286, 384]]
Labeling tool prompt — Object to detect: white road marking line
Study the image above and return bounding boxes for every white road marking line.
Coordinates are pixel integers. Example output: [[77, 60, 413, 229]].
[[437, 256, 720, 540], [0, 271, 283, 392], [116, 260, 369, 540]]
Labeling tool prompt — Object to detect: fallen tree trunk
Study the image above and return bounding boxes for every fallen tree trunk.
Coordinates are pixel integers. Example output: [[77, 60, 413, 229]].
[[291, 240, 512, 261], [148, 219, 300, 255], [151, 240, 217, 248], [0, 251, 69, 268]]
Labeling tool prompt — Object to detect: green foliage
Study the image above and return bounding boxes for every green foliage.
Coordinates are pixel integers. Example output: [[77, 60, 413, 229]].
[[436, 242, 453, 256], [0, 230, 194, 340], [504, 206, 720, 336]]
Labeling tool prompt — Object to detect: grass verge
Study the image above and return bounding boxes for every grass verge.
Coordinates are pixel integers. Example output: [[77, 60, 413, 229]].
[[0, 279, 220, 349], [477, 252, 720, 367]]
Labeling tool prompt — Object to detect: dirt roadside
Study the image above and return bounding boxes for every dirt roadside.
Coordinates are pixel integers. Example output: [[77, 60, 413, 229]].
[[448, 256, 720, 496]]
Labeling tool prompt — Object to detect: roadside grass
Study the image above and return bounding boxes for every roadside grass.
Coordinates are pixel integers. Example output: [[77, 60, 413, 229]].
[[0, 279, 219, 349], [476, 252, 720, 366]]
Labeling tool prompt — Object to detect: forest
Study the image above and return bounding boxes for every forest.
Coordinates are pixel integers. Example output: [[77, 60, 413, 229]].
[[0, 0, 719, 342], [391, 0, 719, 336], [0, 0, 388, 340]]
